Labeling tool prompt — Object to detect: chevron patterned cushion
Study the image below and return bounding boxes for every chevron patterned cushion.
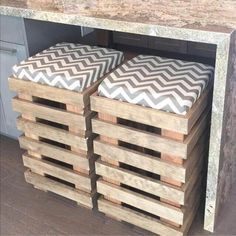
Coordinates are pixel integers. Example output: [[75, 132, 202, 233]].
[[12, 43, 124, 92], [98, 55, 214, 115]]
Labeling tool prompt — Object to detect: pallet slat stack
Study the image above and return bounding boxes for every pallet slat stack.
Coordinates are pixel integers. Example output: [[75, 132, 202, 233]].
[[91, 55, 214, 235], [9, 42, 124, 209]]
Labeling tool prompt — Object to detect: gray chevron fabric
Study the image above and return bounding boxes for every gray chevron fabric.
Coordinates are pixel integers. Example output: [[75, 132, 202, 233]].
[[12, 42, 124, 92], [98, 55, 214, 115]]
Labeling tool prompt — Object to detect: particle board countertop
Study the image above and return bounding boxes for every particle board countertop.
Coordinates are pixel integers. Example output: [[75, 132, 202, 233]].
[[0, 0, 236, 234]]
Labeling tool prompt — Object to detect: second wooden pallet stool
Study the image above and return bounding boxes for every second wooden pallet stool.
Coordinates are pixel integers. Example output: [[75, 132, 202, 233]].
[[9, 42, 124, 208], [91, 55, 214, 235]]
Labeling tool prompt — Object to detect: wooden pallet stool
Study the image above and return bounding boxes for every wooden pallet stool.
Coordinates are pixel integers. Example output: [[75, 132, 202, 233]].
[[91, 55, 214, 235], [9, 42, 124, 209]]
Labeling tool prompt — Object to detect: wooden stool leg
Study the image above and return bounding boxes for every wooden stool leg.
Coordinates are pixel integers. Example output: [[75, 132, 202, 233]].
[[18, 93, 46, 191], [66, 104, 90, 194], [160, 129, 185, 227], [98, 113, 121, 206]]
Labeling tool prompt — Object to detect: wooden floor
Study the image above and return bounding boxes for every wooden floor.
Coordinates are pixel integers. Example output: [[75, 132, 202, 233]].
[[1, 134, 236, 236]]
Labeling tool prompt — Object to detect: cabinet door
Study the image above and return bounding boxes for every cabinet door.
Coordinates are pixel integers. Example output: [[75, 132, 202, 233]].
[[188, 42, 216, 58], [0, 15, 26, 45], [113, 32, 148, 48], [0, 96, 7, 135], [0, 41, 28, 138], [148, 37, 187, 54]]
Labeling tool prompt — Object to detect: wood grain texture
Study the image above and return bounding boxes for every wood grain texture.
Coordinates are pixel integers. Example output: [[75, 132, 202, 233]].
[[96, 159, 185, 204], [98, 198, 184, 236], [18, 93, 44, 177], [19, 136, 93, 171], [9, 77, 84, 107], [24, 169, 94, 208], [94, 139, 186, 183], [66, 104, 90, 180], [92, 83, 210, 234], [23, 154, 95, 192], [97, 180, 184, 225], [17, 117, 88, 150], [12, 97, 88, 131], [92, 118, 187, 157], [98, 113, 121, 205], [91, 86, 211, 135], [2, 135, 236, 236]]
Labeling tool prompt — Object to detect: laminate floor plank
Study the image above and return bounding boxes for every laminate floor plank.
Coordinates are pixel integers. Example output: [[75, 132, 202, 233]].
[[1, 203, 66, 236]]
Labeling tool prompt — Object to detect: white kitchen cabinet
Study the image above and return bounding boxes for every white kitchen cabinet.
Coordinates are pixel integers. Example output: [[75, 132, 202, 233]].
[[0, 15, 28, 138], [0, 97, 7, 134], [0, 41, 28, 138]]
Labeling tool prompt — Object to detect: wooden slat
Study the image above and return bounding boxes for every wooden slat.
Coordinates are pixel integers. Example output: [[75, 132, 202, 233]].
[[184, 133, 207, 182], [96, 159, 185, 204], [184, 111, 210, 156], [12, 97, 88, 130], [181, 171, 203, 234], [161, 130, 184, 187], [91, 94, 188, 134], [65, 103, 93, 188], [9, 77, 84, 107], [92, 118, 187, 158], [24, 170, 94, 208], [182, 198, 201, 235], [82, 77, 107, 107], [98, 113, 121, 205], [97, 179, 184, 225], [183, 150, 205, 202], [160, 131, 184, 226], [98, 198, 183, 236], [91, 85, 211, 135], [19, 136, 93, 171], [178, 160, 204, 232], [17, 117, 88, 150], [18, 93, 45, 176], [23, 154, 94, 192], [185, 87, 212, 132], [94, 139, 186, 182]]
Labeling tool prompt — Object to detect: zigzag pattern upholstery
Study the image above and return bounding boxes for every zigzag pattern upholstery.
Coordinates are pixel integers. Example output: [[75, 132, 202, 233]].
[[12, 42, 124, 92], [98, 55, 214, 115]]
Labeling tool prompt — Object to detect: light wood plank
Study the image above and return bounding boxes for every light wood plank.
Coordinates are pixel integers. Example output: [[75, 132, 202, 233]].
[[24, 170, 94, 208], [18, 93, 44, 176], [183, 149, 205, 202], [184, 110, 210, 156], [91, 93, 188, 134], [96, 159, 185, 204], [92, 118, 187, 158], [66, 103, 93, 191], [17, 117, 88, 150], [19, 136, 93, 171], [181, 189, 202, 235], [9, 77, 84, 107], [185, 86, 212, 132], [23, 154, 94, 192], [94, 139, 186, 182], [90, 85, 211, 135], [161, 130, 184, 188], [97, 179, 184, 225], [12, 97, 88, 131], [82, 77, 107, 107], [184, 133, 207, 183], [160, 130, 184, 227], [98, 113, 121, 205], [98, 198, 184, 236]]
